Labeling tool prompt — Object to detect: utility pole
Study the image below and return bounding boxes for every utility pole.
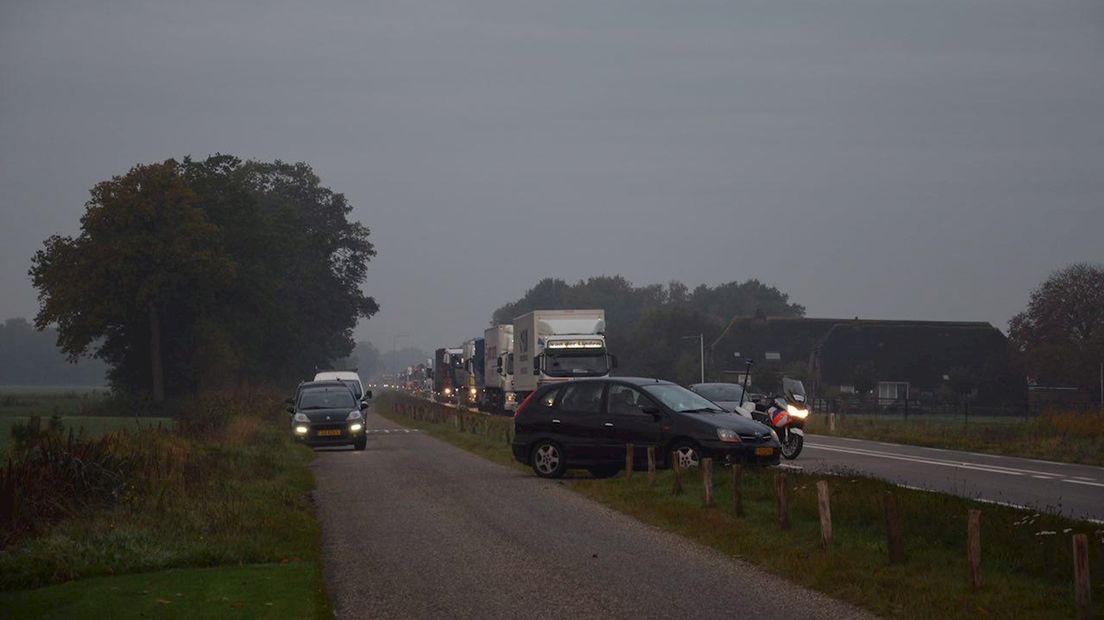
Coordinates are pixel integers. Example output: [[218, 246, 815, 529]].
[[682, 334, 704, 384]]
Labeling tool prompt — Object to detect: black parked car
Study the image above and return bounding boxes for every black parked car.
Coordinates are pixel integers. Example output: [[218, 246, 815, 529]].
[[287, 381, 369, 450], [511, 377, 780, 478]]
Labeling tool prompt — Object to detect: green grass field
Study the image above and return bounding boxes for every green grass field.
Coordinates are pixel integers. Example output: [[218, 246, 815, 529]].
[[376, 392, 1103, 620], [0, 390, 172, 451], [0, 562, 324, 620], [0, 390, 331, 619]]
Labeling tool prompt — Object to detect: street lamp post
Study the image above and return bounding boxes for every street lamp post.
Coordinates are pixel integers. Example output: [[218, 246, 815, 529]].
[[392, 334, 409, 375], [682, 334, 704, 384]]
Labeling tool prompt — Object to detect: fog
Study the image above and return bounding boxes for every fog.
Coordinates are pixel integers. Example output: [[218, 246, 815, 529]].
[[2, 0, 1102, 352]]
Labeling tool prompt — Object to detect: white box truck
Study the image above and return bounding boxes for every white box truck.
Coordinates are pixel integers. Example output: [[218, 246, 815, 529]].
[[482, 325, 515, 413], [511, 309, 615, 402]]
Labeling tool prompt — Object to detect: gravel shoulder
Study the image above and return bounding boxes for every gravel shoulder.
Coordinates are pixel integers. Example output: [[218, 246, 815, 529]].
[[311, 407, 874, 619]]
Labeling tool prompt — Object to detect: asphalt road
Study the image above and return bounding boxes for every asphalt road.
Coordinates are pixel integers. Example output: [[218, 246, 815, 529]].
[[798, 434, 1104, 522], [311, 408, 872, 620]]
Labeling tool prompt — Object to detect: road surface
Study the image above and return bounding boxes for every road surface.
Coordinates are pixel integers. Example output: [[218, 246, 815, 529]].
[[799, 434, 1104, 521], [311, 408, 871, 619]]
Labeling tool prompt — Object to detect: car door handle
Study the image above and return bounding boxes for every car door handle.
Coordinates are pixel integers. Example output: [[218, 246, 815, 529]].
[[552, 419, 561, 424], [604, 422, 614, 428]]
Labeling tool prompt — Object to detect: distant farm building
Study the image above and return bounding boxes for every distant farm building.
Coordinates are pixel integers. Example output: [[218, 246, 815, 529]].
[[709, 317, 1023, 404]]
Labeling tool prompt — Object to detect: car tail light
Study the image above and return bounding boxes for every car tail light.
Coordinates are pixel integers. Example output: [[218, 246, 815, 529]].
[[514, 392, 537, 419]]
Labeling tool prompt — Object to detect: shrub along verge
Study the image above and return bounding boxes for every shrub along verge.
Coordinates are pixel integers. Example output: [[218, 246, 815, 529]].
[[377, 391, 1103, 620], [0, 389, 329, 619]]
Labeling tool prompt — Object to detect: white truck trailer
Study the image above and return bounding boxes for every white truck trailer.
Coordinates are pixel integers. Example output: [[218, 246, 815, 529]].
[[511, 309, 615, 403], [482, 325, 515, 413]]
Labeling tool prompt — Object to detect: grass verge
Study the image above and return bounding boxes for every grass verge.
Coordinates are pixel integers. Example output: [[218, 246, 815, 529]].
[[0, 562, 321, 620], [0, 389, 330, 619], [806, 410, 1104, 466], [377, 391, 1103, 620]]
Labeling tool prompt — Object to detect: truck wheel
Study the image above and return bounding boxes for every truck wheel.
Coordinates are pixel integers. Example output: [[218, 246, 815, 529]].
[[531, 440, 567, 478]]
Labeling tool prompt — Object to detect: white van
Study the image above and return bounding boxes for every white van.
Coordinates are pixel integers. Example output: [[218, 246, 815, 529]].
[[314, 371, 369, 402]]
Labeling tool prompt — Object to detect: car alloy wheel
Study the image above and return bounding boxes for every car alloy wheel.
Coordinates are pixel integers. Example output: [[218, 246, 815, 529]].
[[672, 443, 701, 469], [531, 441, 565, 478]]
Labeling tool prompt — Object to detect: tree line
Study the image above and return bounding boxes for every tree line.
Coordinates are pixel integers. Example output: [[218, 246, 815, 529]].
[[491, 275, 806, 385], [29, 155, 378, 402], [0, 318, 106, 386]]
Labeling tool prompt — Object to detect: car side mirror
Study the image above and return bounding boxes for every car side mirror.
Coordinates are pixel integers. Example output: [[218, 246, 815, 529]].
[[364, 390, 373, 400], [286, 406, 295, 414], [359, 401, 369, 410], [641, 405, 660, 416]]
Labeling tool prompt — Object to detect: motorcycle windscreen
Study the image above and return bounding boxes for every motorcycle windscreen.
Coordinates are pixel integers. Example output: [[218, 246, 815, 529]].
[[782, 377, 807, 403]]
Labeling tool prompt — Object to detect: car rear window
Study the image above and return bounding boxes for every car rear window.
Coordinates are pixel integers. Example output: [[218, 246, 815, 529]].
[[539, 387, 562, 408], [557, 382, 604, 414]]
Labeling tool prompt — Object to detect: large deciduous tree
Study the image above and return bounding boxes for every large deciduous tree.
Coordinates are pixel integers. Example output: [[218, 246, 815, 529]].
[[30, 155, 379, 401], [1009, 263, 1104, 395], [30, 161, 235, 401]]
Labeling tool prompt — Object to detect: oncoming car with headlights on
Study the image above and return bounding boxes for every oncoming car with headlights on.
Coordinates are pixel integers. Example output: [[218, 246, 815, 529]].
[[287, 381, 369, 450]]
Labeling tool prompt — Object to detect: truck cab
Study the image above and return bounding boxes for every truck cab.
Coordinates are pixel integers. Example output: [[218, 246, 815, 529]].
[[511, 309, 616, 403]]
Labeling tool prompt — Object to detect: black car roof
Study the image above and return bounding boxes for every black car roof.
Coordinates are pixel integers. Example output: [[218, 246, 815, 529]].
[[537, 377, 675, 390]]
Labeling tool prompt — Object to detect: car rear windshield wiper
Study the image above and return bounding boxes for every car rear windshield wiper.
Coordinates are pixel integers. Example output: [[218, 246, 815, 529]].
[[679, 407, 721, 413]]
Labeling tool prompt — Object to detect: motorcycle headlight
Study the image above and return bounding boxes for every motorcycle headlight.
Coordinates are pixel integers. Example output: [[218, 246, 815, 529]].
[[716, 428, 742, 443], [347, 410, 363, 421], [293, 413, 309, 423], [786, 404, 809, 419]]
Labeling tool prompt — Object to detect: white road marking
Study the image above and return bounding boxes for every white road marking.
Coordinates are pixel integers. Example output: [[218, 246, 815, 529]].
[[804, 442, 1084, 479], [1064, 479, 1104, 488]]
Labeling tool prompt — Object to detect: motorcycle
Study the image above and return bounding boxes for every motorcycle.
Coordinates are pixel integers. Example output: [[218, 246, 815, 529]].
[[734, 376, 810, 460]]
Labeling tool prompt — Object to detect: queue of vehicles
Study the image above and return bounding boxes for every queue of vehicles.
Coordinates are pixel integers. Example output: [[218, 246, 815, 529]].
[[433, 309, 615, 414], [423, 307, 812, 477]]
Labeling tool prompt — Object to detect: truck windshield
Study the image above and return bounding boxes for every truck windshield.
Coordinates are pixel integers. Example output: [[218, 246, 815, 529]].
[[544, 351, 608, 377]]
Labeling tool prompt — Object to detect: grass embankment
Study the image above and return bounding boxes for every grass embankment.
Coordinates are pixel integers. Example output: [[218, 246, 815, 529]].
[[806, 410, 1104, 466], [0, 390, 172, 451], [376, 391, 1103, 620], [0, 390, 329, 619]]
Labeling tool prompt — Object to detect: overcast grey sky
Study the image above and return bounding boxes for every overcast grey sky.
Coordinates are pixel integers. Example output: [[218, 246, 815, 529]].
[[2, 0, 1102, 353]]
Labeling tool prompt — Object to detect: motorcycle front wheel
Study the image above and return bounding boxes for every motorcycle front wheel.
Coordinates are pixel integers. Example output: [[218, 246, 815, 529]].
[[781, 431, 804, 460]]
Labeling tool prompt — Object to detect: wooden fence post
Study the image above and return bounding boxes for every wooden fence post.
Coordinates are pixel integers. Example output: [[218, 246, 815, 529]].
[[775, 472, 789, 530], [816, 480, 832, 550], [671, 451, 684, 495], [702, 458, 714, 506], [625, 444, 635, 480], [647, 447, 656, 485], [732, 465, 744, 517], [829, 412, 836, 432], [1074, 533, 1091, 619], [884, 494, 906, 565], [967, 509, 982, 588]]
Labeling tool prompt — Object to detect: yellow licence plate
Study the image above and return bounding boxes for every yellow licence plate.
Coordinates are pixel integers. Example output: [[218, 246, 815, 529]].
[[755, 447, 775, 456], [317, 429, 342, 437]]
